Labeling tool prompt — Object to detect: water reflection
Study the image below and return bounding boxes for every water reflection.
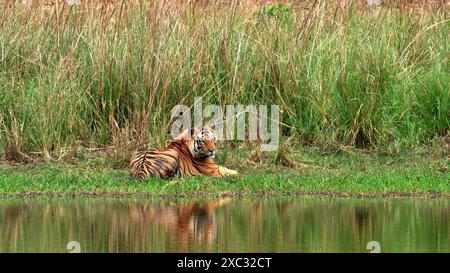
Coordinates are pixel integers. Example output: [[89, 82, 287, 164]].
[[0, 197, 448, 252], [128, 199, 230, 249]]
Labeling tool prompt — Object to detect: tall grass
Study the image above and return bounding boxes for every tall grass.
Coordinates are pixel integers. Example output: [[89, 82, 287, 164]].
[[0, 0, 448, 161]]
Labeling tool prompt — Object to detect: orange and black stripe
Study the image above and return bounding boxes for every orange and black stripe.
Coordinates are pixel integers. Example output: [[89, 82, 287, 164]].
[[130, 148, 180, 179], [130, 139, 223, 180]]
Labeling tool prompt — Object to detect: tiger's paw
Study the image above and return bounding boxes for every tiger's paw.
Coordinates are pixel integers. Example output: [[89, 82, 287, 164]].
[[219, 166, 238, 177]]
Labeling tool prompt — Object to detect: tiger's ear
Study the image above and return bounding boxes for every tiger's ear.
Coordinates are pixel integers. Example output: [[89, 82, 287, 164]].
[[203, 124, 216, 132], [192, 127, 201, 136], [209, 124, 216, 132], [173, 128, 194, 140]]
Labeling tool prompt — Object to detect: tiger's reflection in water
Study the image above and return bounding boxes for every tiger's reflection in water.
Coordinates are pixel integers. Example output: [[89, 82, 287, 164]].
[[129, 199, 231, 249], [1, 199, 448, 252]]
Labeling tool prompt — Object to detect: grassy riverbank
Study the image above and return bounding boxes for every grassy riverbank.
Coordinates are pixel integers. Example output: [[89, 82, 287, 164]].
[[1, 145, 448, 198]]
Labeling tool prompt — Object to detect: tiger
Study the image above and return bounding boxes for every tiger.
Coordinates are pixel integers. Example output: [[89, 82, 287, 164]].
[[129, 127, 238, 179]]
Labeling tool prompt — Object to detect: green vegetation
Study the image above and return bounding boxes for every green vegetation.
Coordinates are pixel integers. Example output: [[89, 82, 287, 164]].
[[0, 1, 448, 160], [1, 145, 448, 198]]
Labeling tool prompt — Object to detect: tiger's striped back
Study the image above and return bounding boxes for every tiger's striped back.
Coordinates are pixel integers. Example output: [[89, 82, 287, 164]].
[[129, 148, 180, 179]]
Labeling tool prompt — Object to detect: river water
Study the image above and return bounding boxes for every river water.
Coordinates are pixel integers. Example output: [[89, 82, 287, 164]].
[[0, 197, 448, 252]]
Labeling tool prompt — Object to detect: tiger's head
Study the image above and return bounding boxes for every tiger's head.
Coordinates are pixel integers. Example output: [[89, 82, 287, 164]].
[[174, 127, 217, 160], [191, 127, 217, 159]]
